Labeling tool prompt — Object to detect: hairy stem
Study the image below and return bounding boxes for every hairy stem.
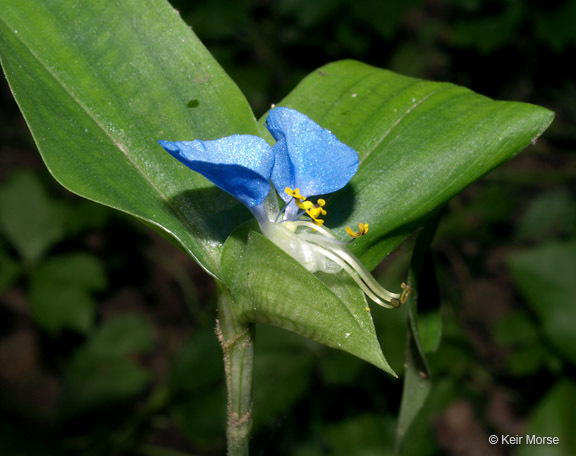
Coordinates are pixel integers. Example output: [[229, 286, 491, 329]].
[[216, 284, 254, 456]]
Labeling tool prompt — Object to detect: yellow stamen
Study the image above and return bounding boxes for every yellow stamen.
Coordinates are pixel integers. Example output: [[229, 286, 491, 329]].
[[296, 198, 327, 225], [346, 222, 369, 238], [400, 282, 412, 305], [285, 187, 306, 201]]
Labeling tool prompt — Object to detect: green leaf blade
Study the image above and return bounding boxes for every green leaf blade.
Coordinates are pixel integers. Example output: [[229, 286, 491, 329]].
[[0, 0, 259, 278], [277, 60, 554, 268], [221, 225, 395, 375]]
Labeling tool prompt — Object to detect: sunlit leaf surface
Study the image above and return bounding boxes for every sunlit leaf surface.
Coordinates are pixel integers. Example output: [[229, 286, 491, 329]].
[[0, 0, 259, 278]]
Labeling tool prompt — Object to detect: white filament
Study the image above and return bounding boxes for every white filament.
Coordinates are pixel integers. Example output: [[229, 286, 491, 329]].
[[259, 219, 402, 308]]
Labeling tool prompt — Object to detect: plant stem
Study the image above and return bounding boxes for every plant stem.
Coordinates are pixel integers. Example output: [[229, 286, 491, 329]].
[[216, 284, 255, 456]]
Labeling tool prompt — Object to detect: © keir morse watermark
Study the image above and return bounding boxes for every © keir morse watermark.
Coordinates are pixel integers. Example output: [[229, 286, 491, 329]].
[[489, 434, 560, 445]]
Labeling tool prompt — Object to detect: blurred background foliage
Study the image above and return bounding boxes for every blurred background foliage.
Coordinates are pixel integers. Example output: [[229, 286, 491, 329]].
[[1, 0, 575, 454]]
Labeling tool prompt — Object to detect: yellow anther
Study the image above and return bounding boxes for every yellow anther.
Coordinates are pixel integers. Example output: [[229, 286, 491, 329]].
[[346, 222, 369, 239], [296, 199, 311, 211], [285, 187, 306, 201], [400, 282, 412, 305], [297, 198, 327, 225]]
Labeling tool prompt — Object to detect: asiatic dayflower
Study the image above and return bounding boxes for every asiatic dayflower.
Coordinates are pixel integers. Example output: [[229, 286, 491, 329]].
[[159, 107, 410, 308]]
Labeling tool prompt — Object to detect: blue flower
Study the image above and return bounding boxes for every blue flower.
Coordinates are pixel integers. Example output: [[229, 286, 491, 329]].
[[159, 134, 273, 209], [266, 107, 358, 203], [159, 107, 409, 308]]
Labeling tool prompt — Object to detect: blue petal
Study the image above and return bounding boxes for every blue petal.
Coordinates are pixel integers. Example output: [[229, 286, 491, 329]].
[[266, 107, 359, 202], [159, 135, 274, 208]]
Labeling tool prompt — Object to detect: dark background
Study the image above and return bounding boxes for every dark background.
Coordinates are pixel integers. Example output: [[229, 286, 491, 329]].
[[1, 0, 575, 455]]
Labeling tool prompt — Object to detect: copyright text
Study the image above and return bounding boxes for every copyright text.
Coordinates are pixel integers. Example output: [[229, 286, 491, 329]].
[[489, 434, 559, 445]]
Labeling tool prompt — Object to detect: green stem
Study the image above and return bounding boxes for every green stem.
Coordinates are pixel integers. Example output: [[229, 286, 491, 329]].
[[216, 283, 255, 456]]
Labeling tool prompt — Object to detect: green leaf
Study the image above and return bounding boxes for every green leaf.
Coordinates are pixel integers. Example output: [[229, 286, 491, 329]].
[[395, 214, 440, 454], [221, 223, 395, 375], [515, 189, 576, 241], [0, 0, 259, 278], [417, 311, 442, 355], [83, 314, 154, 357], [493, 312, 553, 376], [275, 60, 554, 269], [29, 252, 106, 334], [63, 356, 151, 417], [62, 314, 154, 417], [0, 171, 66, 264], [508, 240, 576, 365], [517, 380, 576, 456]]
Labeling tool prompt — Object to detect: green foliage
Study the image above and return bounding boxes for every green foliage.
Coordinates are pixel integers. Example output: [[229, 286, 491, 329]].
[[169, 330, 227, 450], [29, 252, 106, 334], [252, 326, 316, 430], [221, 227, 393, 373], [417, 311, 443, 355], [449, 3, 522, 54], [0, 170, 109, 334], [0, 172, 66, 265], [0, 0, 553, 379], [515, 188, 576, 241], [0, 0, 566, 454], [324, 414, 396, 456], [395, 215, 439, 453], [518, 380, 576, 456], [533, 1, 576, 52], [61, 314, 154, 417], [0, 0, 259, 279], [278, 61, 553, 269], [508, 240, 576, 365], [494, 312, 560, 376]]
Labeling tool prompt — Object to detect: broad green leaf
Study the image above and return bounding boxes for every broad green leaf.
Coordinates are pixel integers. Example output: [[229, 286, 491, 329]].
[[29, 252, 106, 334], [221, 224, 395, 374], [508, 240, 576, 365], [0, 0, 259, 278], [0, 171, 66, 264], [276, 60, 554, 269]]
